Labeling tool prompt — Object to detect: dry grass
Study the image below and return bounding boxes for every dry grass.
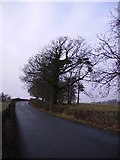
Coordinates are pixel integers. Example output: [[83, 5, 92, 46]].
[[30, 101, 119, 134], [0, 101, 11, 112], [70, 103, 119, 112], [2, 100, 17, 158]]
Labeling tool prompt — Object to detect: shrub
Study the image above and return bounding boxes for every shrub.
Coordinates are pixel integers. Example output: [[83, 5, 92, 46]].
[[71, 108, 118, 129], [29, 98, 44, 108], [44, 101, 49, 111], [51, 104, 70, 113]]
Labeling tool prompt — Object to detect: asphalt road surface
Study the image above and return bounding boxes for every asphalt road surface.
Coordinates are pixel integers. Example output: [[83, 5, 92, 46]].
[[15, 101, 119, 158]]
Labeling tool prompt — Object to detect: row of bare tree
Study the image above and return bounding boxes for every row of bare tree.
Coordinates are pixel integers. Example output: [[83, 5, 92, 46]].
[[0, 92, 11, 102], [20, 8, 120, 105]]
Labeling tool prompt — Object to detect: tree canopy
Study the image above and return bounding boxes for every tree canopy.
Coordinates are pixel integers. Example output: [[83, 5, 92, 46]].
[[21, 36, 93, 104]]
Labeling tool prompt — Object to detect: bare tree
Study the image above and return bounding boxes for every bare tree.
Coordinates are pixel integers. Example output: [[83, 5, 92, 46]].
[[92, 5, 120, 98], [21, 36, 93, 104]]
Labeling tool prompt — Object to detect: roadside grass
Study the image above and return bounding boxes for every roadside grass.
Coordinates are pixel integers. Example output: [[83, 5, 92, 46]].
[[0, 102, 2, 112], [37, 107, 119, 134], [0, 100, 11, 112], [29, 100, 119, 134], [2, 100, 17, 158]]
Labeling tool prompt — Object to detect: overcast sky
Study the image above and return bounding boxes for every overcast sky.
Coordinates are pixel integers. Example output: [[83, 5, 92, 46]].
[[1, 1, 118, 102]]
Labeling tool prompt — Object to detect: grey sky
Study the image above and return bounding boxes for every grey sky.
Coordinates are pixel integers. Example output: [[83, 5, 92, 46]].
[[1, 1, 118, 102]]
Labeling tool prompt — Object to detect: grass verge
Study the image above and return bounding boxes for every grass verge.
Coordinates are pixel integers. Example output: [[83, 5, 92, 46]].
[[29, 101, 119, 135], [2, 101, 17, 158]]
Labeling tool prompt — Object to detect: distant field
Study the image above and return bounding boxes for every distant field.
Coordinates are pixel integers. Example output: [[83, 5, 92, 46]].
[[70, 103, 119, 112]]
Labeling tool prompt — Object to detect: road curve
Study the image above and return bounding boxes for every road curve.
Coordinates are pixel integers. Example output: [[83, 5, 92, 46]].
[[15, 101, 119, 158]]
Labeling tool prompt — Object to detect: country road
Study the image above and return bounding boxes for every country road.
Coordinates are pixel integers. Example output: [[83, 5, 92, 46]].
[[15, 101, 119, 158]]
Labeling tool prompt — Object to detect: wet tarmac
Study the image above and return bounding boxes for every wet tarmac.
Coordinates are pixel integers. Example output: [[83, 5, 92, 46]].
[[15, 101, 119, 158]]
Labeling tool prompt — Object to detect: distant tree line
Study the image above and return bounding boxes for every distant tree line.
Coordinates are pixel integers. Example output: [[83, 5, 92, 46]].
[[20, 8, 120, 104], [0, 92, 11, 102]]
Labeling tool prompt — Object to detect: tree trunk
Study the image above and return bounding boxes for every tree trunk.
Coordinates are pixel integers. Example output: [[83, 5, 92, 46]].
[[36, 96, 38, 99], [42, 97, 44, 101], [52, 84, 58, 104], [67, 88, 70, 104], [77, 91, 80, 105], [69, 86, 72, 104], [77, 81, 80, 105]]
